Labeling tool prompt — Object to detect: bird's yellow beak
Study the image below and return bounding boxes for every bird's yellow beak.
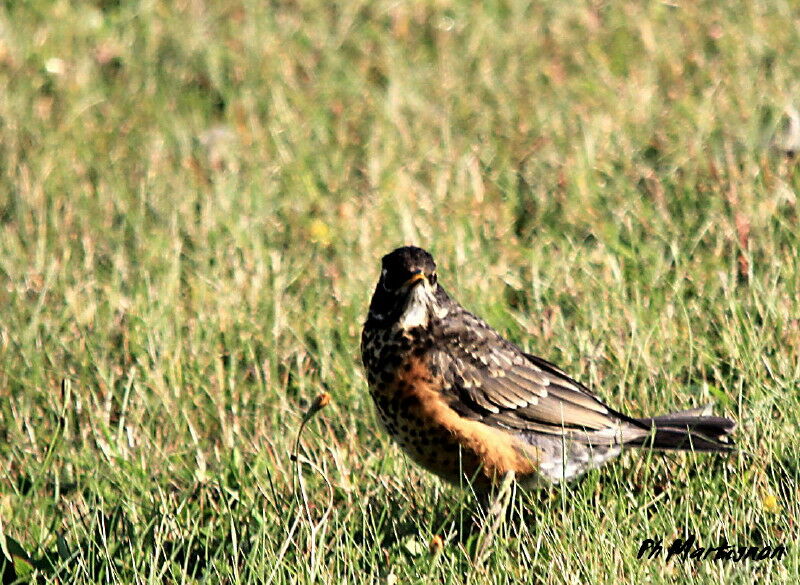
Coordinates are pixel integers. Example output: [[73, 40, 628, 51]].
[[402, 272, 427, 288]]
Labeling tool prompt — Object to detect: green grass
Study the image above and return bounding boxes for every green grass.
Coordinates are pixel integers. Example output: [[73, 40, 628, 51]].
[[1, 0, 799, 583]]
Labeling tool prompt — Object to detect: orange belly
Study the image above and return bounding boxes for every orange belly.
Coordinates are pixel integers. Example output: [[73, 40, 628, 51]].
[[370, 356, 542, 489]]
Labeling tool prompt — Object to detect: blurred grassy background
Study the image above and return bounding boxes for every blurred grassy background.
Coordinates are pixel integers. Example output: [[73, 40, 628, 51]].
[[0, 0, 798, 583]]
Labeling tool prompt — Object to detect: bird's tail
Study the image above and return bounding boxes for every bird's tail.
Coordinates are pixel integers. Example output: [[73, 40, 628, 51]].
[[626, 405, 736, 452]]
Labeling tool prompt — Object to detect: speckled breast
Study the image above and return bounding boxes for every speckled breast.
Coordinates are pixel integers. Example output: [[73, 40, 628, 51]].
[[360, 325, 499, 486]]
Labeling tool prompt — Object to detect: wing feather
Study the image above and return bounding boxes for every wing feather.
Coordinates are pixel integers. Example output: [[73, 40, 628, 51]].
[[436, 312, 626, 437]]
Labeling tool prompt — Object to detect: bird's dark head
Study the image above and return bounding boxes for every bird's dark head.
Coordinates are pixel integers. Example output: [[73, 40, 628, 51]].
[[367, 246, 446, 328]]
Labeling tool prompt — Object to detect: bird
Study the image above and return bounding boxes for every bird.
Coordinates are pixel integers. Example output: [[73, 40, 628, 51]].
[[360, 246, 735, 491]]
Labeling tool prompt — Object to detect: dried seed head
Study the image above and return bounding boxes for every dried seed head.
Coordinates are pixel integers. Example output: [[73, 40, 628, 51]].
[[315, 392, 331, 409], [302, 391, 332, 424], [429, 535, 444, 555]]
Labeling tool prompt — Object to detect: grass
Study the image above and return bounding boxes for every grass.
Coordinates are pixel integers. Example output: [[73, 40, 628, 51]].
[[0, 0, 798, 582]]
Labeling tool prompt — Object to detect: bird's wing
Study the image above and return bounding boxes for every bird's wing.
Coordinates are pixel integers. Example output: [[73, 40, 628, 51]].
[[432, 309, 634, 438]]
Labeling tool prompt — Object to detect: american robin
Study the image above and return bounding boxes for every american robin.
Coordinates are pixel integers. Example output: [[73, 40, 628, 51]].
[[361, 246, 735, 490]]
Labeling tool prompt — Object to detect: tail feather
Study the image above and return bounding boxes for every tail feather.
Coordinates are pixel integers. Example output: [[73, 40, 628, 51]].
[[627, 404, 736, 452]]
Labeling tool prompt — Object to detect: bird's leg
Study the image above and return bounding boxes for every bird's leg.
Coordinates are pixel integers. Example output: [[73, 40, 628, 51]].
[[473, 471, 516, 567]]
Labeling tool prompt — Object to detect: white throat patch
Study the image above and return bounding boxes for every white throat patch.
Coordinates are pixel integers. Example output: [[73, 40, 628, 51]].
[[397, 283, 430, 329]]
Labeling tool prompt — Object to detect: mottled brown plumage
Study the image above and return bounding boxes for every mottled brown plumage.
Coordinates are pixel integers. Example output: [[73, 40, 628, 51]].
[[361, 246, 735, 489]]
